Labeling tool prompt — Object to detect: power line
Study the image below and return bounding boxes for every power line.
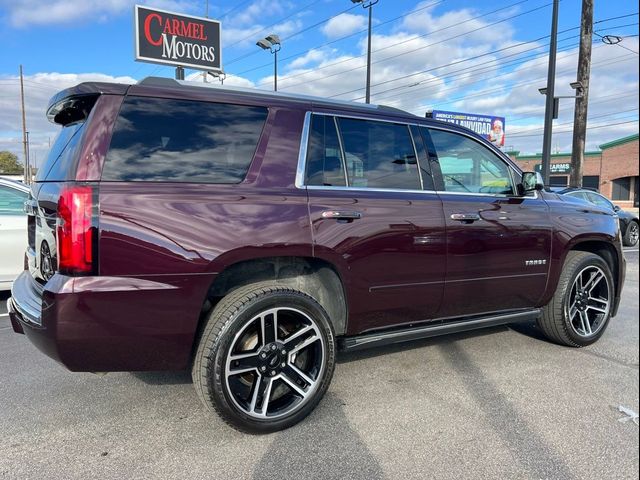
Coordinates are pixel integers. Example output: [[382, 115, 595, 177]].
[[277, 0, 545, 90], [508, 119, 639, 139], [345, 21, 638, 102], [234, 0, 447, 77]]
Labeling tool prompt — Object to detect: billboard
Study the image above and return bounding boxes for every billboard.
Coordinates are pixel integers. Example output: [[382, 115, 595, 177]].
[[134, 5, 221, 72], [431, 110, 506, 147]]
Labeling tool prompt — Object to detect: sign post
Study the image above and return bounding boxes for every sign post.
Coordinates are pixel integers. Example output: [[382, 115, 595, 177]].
[[134, 5, 222, 77]]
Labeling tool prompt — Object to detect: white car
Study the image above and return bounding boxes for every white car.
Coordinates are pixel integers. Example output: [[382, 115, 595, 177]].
[[0, 178, 29, 290]]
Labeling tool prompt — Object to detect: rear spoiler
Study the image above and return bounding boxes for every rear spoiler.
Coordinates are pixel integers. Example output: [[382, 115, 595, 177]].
[[46, 82, 130, 125]]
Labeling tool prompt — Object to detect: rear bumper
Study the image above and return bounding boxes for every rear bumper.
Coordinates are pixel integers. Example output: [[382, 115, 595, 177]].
[[9, 270, 214, 372]]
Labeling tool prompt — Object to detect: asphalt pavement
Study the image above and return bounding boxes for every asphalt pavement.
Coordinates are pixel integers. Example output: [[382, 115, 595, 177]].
[[1, 250, 638, 479]]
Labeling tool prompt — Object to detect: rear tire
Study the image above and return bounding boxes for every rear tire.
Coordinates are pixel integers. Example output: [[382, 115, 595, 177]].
[[192, 282, 336, 433], [538, 251, 614, 347]]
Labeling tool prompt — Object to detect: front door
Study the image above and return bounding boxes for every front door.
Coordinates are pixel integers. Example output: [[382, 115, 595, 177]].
[[423, 127, 552, 318], [302, 113, 446, 334]]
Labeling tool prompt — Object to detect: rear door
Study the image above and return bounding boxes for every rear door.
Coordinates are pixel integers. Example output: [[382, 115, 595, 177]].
[[423, 126, 552, 318], [303, 113, 446, 334]]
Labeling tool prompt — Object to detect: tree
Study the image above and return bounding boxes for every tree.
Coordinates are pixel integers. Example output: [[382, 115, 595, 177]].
[[0, 151, 24, 174]]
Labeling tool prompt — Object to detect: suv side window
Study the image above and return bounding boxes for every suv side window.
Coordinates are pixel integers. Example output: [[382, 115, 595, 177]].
[[427, 128, 515, 195], [103, 97, 268, 183], [337, 117, 421, 190], [305, 115, 346, 187]]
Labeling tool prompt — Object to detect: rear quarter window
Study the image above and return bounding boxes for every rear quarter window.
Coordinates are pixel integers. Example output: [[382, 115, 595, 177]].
[[102, 97, 268, 183], [36, 122, 85, 182]]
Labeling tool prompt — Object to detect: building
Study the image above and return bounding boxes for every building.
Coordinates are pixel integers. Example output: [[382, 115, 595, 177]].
[[509, 134, 639, 208]]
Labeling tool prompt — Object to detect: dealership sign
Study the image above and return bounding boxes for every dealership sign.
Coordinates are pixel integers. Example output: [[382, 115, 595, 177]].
[[134, 5, 221, 72], [535, 163, 571, 174], [431, 110, 506, 147]]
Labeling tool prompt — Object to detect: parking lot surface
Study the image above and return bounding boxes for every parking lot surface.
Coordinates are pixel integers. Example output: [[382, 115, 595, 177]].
[[1, 251, 638, 479]]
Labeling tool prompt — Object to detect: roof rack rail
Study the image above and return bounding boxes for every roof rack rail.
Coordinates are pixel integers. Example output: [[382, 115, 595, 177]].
[[134, 76, 418, 118]]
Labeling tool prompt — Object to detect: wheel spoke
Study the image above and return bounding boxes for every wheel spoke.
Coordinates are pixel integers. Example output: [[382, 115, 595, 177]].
[[284, 364, 316, 388], [568, 302, 579, 321], [260, 311, 278, 345], [583, 270, 605, 294], [227, 352, 260, 376], [249, 375, 274, 416], [586, 305, 608, 314], [579, 310, 592, 335], [282, 324, 313, 349], [280, 369, 311, 398], [288, 332, 320, 355]]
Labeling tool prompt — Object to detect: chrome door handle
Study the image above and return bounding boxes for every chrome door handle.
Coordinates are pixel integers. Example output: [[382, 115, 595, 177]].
[[450, 213, 481, 223], [321, 210, 362, 220]]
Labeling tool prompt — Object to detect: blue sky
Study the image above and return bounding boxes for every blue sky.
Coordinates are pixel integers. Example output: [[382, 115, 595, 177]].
[[0, 0, 638, 165]]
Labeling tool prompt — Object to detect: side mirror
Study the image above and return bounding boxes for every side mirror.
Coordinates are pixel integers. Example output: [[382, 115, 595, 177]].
[[613, 205, 621, 212], [519, 171, 544, 194]]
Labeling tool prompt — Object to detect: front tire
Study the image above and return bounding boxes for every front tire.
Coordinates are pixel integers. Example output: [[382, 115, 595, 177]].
[[192, 282, 336, 433], [623, 220, 639, 247], [538, 251, 614, 347]]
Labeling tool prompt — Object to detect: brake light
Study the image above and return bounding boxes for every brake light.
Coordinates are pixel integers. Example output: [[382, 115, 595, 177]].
[[57, 185, 95, 274]]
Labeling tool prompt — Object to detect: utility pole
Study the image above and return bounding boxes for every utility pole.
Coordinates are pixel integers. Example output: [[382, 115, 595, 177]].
[[569, 0, 593, 188], [540, 0, 559, 186], [19, 65, 29, 184]]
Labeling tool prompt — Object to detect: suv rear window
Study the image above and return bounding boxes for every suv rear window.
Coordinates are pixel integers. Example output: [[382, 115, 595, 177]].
[[102, 97, 268, 183], [35, 122, 85, 182]]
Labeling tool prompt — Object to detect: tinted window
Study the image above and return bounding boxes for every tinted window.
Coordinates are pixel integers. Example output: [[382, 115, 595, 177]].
[[583, 175, 600, 190], [0, 185, 28, 215], [587, 192, 614, 211], [337, 118, 421, 190], [428, 129, 514, 195], [549, 176, 568, 187], [103, 97, 268, 183], [36, 122, 85, 182], [305, 115, 346, 186], [612, 177, 631, 201], [566, 191, 589, 202]]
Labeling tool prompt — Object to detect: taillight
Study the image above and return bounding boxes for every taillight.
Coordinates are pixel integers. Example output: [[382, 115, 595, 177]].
[[57, 185, 96, 275]]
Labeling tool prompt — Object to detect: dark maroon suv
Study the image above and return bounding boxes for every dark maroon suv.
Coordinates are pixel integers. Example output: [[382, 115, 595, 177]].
[[9, 77, 626, 433]]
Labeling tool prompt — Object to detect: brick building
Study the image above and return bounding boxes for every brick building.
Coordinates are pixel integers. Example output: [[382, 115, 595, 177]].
[[509, 134, 639, 208]]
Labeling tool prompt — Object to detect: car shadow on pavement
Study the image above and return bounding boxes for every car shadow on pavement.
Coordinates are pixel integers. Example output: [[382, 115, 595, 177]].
[[438, 341, 573, 479], [129, 370, 193, 385], [253, 393, 385, 480]]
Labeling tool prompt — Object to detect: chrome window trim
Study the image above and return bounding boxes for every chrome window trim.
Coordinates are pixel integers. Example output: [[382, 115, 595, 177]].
[[295, 111, 536, 199], [333, 116, 350, 186], [295, 111, 312, 189], [407, 125, 425, 190]]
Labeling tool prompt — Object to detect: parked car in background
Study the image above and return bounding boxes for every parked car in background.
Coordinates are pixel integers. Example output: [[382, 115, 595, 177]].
[[558, 188, 639, 247], [0, 178, 29, 290], [8, 78, 626, 433]]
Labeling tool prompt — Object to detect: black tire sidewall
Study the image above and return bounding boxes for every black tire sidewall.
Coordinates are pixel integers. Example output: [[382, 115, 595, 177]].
[[208, 289, 336, 433], [560, 254, 615, 346]]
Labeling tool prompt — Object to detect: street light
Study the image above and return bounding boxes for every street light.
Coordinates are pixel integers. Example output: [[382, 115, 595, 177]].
[[351, 0, 379, 104], [256, 34, 281, 91]]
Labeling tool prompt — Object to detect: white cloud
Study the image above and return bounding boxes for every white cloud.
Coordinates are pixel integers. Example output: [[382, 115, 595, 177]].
[[0, 73, 135, 168], [320, 13, 367, 39]]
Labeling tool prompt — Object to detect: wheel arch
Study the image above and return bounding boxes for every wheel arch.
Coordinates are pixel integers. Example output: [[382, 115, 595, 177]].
[[195, 256, 348, 350], [566, 239, 622, 302]]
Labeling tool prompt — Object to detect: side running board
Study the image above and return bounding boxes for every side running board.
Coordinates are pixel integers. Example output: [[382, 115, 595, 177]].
[[340, 309, 541, 352]]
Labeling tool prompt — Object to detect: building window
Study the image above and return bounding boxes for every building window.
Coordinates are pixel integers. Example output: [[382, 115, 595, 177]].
[[549, 176, 568, 187], [583, 175, 600, 191], [612, 177, 631, 201]]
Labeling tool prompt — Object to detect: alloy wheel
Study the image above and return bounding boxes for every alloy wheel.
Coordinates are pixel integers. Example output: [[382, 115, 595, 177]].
[[565, 265, 611, 337], [224, 307, 325, 420]]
